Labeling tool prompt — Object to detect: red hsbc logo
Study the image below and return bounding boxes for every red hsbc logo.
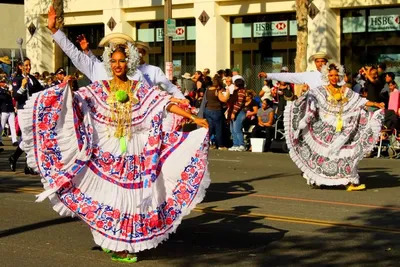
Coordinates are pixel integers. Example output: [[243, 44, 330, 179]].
[[275, 22, 286, 30], [176, 28, 185, 35], [395, 16, 400, 24]]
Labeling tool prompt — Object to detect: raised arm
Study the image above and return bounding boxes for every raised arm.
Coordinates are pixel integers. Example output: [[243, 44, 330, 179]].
[[48, 6, 96, 80], [265, 72, 309, 85]]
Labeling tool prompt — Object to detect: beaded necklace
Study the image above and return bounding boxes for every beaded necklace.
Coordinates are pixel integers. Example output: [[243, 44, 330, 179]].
[[106, 79, 138, 153], [326, 85, 348, 132]]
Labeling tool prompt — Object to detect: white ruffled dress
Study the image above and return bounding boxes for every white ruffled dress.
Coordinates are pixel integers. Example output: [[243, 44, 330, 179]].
[[19, 80, 210, 253], [284, 87, 383, 186]]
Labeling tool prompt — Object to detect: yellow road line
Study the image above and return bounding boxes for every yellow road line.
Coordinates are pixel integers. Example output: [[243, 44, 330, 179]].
[[193, 207, 400, 234], [208, 190, 400, 211], [2, 186, 399, 234], [0, 186, 42, 194]]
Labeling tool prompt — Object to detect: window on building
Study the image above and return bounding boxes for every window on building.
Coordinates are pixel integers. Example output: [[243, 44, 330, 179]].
[[137, 19, 196, 74], [341, 7, 400, 83], [62, 24, 104, 75], [231, 13, 297, 91]]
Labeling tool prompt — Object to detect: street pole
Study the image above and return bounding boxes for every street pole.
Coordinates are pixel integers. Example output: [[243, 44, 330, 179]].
[[164, 0, 173, 81]]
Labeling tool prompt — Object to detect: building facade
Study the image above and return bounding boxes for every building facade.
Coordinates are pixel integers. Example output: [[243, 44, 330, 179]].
[[25, 0, 400, 88], [0, 2, 25, 69]]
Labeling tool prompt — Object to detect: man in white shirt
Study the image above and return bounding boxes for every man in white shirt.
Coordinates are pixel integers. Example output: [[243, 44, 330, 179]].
[[257, 52, 331, 90], [47, 5, 185, 100]]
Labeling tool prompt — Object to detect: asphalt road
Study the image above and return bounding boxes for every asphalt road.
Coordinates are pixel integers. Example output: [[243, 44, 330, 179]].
[[0, 141, 399, 267]]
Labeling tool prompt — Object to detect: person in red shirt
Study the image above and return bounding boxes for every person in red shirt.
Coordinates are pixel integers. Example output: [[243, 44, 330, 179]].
[[227, 79, 246, 151]]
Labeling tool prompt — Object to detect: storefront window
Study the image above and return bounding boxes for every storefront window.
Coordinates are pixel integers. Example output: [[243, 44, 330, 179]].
[[231, 13, 296, 91], [341, 8, 400, 82], [137, 19, 196, 74], [63, 24, 104, 76]]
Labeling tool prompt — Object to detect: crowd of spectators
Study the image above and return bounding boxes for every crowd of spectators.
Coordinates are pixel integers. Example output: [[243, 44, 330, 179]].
[[176, 63, 399, 154]]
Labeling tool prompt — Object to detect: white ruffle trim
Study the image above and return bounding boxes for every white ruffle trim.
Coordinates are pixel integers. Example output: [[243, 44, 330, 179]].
[[284, 98, 383, 186]]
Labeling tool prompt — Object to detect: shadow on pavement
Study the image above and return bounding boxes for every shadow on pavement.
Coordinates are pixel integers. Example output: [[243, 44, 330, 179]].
[[138, 205, 288, 265], [260, 205, 400, 267], [132, 205, 399, 266], [359, 168, 400, 190], [203, 173, 290, 203], [0, 217, 78, 238], [0, 175, 42, 194]]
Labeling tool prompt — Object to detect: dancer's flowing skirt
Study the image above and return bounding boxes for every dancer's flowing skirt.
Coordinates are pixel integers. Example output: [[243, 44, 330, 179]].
[[284, 88, 383, 186], [19, 81, 210, 252]]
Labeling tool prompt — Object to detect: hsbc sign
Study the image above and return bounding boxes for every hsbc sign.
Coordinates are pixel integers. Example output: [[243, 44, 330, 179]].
[[253, 21, 288, 37], [156, 26, 186, 42], [368, 15, 400, 32]]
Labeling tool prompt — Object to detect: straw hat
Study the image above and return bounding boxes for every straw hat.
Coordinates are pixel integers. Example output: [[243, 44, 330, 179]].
[[98, 33, 134, 47], [0, 56, 11, 65], [308, 51, 331, 63], [135, 41, 151, 53]]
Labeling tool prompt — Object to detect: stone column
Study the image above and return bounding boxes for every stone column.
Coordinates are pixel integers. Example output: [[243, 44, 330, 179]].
[[194, 0, 230, 74], [103, 8, 136, 37], [25, 1, 54, 73], [307, 0, 340, 70]]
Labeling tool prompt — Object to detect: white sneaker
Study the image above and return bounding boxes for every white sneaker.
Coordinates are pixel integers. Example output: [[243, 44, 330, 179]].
[[228, 146, 238, 151], [237, 146, 246, 152]]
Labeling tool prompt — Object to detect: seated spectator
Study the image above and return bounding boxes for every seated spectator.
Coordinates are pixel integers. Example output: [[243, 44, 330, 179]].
[[251, 99, 275, 152], [242, 90, 259, 132], [259, 79, 274, 101]]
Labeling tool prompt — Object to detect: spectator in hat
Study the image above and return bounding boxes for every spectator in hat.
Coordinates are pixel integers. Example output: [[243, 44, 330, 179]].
[[181, 72, 196, 95], [52, 67, 66, 86], [0, 56, 11, 76]]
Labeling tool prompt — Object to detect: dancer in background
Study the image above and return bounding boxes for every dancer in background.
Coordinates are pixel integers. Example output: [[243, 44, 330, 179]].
[[284, 63, 384, 191], [19, 34, 210, 263]]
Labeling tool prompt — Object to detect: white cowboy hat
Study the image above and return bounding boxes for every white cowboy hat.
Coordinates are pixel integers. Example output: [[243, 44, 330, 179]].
[[98, 33, 134, 47], [135, 41, 151, 53], [308, 51, 331, 63]]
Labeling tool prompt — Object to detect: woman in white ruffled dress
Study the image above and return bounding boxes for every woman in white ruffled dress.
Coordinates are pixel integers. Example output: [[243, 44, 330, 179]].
[[19, 37, 210, 263], [284, 63, 384, 191]]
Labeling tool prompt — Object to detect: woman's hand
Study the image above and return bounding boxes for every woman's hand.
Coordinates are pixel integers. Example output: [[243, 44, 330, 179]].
[[231, 113, 236, 120], [170, 97, 190, 106], [376, 102, 385, 109], [63, 75, 74, 88], [21, 77, 28, 88], [194, 118, 209, 128]]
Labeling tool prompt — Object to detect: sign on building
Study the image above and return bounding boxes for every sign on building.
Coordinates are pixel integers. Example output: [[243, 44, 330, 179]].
[[368, 15, 400, 32], [253, 21, 288, 37], [156, 27, 186, 42]]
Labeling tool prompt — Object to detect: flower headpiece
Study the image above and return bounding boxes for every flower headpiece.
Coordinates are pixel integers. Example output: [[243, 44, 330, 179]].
[[320, 63, 346, 86], [102, 42, 141, 77]]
